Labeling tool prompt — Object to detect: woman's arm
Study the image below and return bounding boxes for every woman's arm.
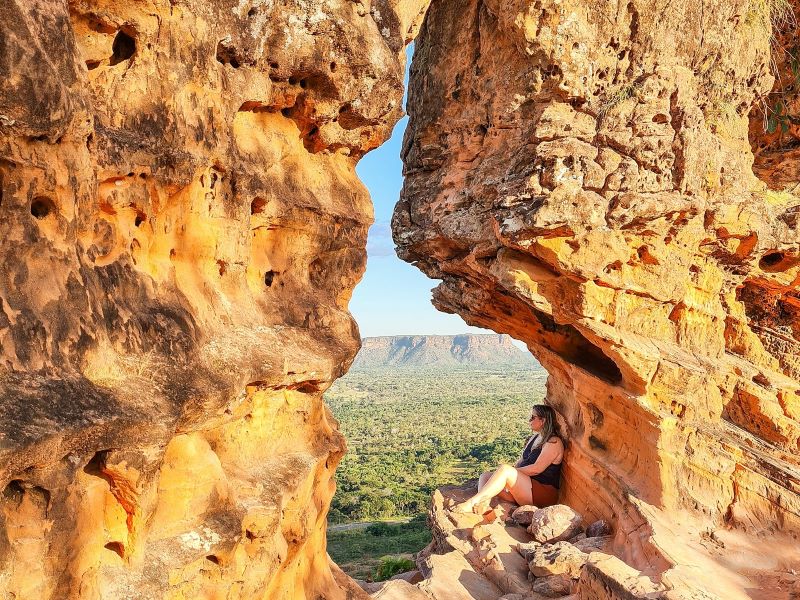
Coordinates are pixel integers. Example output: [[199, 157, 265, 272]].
[[517, 439, 561, 476]]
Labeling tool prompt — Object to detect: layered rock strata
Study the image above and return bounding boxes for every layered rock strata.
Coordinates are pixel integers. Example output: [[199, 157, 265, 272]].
[[395, 0, 800, 597], [0, 1, 426, 598]]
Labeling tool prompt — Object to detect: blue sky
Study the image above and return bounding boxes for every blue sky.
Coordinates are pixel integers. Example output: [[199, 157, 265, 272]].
[[349, 47, 488, 338]]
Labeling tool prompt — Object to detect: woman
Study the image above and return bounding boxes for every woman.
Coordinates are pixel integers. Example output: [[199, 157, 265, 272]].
[[453, 404, 563, 513]]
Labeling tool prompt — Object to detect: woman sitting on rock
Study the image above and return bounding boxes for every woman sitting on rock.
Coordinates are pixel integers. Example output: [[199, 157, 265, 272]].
[[453, 404, 563, 513]]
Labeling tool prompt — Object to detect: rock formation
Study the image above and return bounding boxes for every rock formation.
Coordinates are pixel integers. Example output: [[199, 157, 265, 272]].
[[394, 0, 800, 597], [353, 334, 539, 368], [366, 485, 672, 600], [0, 0, 427, 598]]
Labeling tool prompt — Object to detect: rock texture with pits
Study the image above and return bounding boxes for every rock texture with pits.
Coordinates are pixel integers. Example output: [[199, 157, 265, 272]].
[[395, 0, 800, 597], [0, 0, 427, 598]]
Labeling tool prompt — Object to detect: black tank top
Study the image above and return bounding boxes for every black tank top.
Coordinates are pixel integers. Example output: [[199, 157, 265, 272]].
[[519, 436, 562, 489]]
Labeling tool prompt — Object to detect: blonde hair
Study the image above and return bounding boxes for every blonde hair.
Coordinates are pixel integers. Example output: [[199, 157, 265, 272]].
[[530, 404, 561, 449]]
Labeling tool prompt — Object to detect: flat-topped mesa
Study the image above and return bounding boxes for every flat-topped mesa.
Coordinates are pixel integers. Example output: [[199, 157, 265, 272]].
[[354, 333, 538, 367], [0, 1, 427, 598], [394, 0, 800, 596]]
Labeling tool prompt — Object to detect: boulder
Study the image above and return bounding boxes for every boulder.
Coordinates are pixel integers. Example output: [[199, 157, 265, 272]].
[[389, 570, 424, 584], [585, 520, 613, 538], [576, 552, 665, 599], [512, 505, 540, 526], [517, 541, 544, 562], [529, 542, 589, 578], [573, 536, 613, 554], [532, 573, 574, 597], [528, 505, 584, 544], [371, 579, 430, 600], [356, 580, 383, 594], [417, 550, 503, 600]]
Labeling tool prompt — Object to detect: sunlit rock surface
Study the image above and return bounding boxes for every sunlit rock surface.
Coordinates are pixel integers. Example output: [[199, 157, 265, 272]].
[[0, 0, 427, 598], [394, 0, 800, 597]]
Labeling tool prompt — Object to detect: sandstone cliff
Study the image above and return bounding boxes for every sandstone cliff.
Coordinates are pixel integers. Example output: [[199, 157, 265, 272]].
[[353, 334, 539, 368], [394, 0, 800, 597], [0, 1, 427, 598]]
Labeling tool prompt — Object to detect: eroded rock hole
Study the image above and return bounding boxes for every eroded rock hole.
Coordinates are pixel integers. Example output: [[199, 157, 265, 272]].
[[104, 541, 125, 558], [134, 210, 146, 227], [264, 270, 276, 287], [216, 41, 241, 68], [337, 104, 370, 130], [758, 251, 798, 272], [295, 381, 320, 394], [30, 196, 55, 219], [206, 555, 220, 564], [239, 101, 265, 112], [2, 480, 50, 511], [2, 480, 25, 502], [110, 30, 136, 66], [84, 450, 110, 478], [588, 435, 607, 451], [251, 198, 267, 214], [761, 251, 785, 268], [537, 311, 623, 385]]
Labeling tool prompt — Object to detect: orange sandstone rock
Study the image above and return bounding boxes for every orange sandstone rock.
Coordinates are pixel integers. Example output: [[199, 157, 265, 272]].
[[395, 0, 800, 597], [0, 0, 427, 598]]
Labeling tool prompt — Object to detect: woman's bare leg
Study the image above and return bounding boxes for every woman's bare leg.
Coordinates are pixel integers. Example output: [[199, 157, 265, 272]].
[[454, 465, 533, 512], [475, 471, 512, 508]]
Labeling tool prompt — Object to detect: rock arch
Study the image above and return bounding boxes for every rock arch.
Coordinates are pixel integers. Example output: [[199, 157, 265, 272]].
[[394, 0, 800, 596]]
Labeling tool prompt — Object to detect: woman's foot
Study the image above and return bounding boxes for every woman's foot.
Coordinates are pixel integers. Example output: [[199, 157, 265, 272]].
[[451, 499, 491, 514], [451, 500, 477, 514]]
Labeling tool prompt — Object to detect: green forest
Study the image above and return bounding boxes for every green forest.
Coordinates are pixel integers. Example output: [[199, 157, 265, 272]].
[[325, 366, 547, 524]]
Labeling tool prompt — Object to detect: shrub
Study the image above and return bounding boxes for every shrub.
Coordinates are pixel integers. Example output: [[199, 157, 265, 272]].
[[366, 522, 397, 536], [376, 556, 415, 581]]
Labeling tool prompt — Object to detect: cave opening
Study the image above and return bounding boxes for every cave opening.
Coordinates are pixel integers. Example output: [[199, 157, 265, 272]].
[[110, 30, 136, 66], [534, 310, 624, 386], [30, 196, 55, 219], [104, 541, 125, 558]]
